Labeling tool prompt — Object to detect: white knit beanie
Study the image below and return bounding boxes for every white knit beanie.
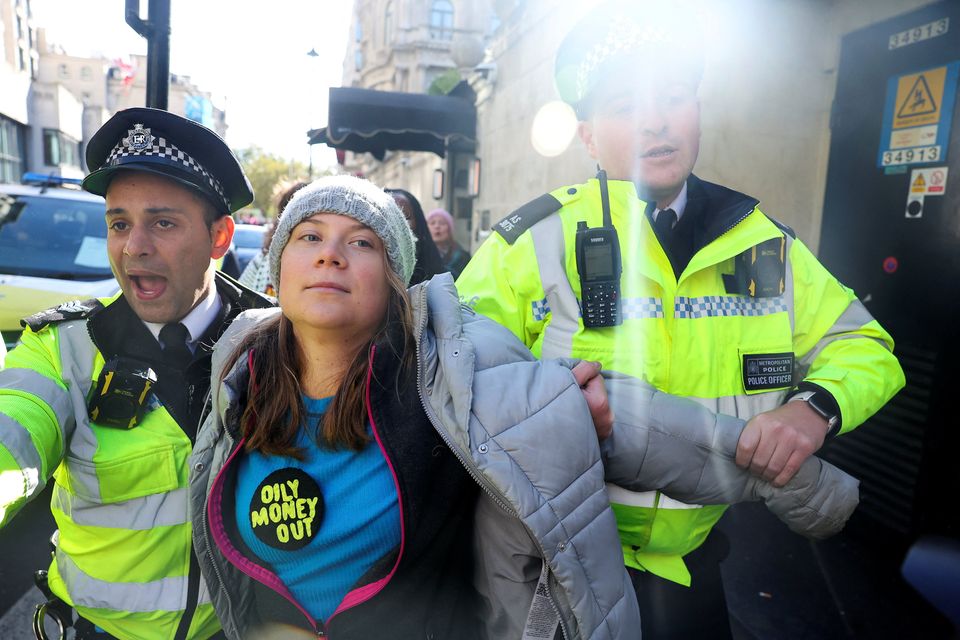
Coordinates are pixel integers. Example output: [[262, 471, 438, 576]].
[[269, 175, 417, 290]]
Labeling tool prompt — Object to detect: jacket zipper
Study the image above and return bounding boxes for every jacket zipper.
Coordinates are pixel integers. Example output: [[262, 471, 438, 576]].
[[410, 285, 570, 640], [203, 431, 326, 636], [201, 436, 238, 633]]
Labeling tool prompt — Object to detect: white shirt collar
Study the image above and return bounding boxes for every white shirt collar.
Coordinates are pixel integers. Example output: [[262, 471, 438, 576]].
[[653, 181, 689, 222], [145, 285, 222, 351]]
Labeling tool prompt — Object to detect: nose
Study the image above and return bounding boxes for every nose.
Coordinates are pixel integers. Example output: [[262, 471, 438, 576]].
[[122, 224, 153, 257], [630, 92, 669, 136], [314, 238, 346, 267]]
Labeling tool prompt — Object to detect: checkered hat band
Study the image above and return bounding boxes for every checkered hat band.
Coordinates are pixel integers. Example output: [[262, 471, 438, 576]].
[[576, 18, 669, 102], [105, 135, 229, 210], [674, 296, 788, 319]]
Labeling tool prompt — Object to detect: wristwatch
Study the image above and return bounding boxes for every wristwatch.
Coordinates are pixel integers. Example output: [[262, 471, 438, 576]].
[[788, 390, 840, 437]]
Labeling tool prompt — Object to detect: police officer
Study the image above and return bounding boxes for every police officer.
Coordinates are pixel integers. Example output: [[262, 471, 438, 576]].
[[0, 108, 271, 640], [456, 2, 905, 638]]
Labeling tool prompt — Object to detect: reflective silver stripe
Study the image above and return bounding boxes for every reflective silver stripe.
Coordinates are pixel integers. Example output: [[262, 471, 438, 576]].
[[658, 495, 705, 510], [683, 392, 786, 421], [56, 322, 100, 465], [531, 215, 581, 359], [606, 485, 705, 510], [797, 299, 890, 375], [0, 413, 45, 498], [674, 295, 788, 319], [51, 485, 189, 529], [606, 484, 657, 508], [783, 235, 796, 335], [57, 549, 189, 612], [0, 368, 75, 437]]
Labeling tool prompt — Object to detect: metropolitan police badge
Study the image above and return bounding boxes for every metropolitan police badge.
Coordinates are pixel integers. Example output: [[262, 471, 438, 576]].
[[122, 124, 154, 152]]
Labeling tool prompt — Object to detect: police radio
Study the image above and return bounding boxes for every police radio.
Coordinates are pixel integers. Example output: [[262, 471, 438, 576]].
[[576, 170, 623, 327], [87, 357, 157, 429]]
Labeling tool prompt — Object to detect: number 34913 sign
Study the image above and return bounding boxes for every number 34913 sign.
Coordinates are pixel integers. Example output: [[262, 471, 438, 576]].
[[877, 61, 960, 168]]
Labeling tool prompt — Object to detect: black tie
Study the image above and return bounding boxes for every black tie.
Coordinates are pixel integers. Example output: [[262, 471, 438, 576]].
[[159, 322, 193, 369], [654, 208, 678, 241]]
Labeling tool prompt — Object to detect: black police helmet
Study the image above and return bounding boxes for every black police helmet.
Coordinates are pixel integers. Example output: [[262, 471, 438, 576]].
[[82, 107, 253, 215]]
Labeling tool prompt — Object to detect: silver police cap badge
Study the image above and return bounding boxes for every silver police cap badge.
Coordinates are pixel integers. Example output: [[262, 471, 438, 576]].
[[122, 124, 154, 152]]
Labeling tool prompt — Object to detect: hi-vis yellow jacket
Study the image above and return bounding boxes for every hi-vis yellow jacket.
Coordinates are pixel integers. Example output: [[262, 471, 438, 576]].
[[456, 175, 904, 586], [0, 275, 269, 640]]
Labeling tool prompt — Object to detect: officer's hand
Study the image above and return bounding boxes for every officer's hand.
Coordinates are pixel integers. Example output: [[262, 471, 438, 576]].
[[572, 361, 614, 441], [735, 402, 829, 487]]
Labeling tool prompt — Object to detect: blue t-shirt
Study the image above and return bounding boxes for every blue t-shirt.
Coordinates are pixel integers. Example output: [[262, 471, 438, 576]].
[[234, 396, 401, 621]]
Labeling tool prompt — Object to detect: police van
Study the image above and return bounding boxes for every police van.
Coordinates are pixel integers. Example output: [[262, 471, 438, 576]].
[[0, 174, 118, 349]]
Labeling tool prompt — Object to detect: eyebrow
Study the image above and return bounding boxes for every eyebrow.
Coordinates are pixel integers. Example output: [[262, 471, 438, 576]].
[[105, 206, 186, 216], [301, 217, 372, 232]]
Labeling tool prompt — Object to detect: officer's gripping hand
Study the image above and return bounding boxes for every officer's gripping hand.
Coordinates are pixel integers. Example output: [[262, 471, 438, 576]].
[[572, 361, 613, 441], [736, 402, 830, 487]]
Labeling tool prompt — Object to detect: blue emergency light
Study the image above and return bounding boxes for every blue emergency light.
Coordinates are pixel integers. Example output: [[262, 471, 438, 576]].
[[21, 172, 84, 187]]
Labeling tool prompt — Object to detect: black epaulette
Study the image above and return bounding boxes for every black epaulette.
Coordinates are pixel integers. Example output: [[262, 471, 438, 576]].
[[21, 298, 105, 333], [764, 214, 796, 239], [493, 193, 563, 245]]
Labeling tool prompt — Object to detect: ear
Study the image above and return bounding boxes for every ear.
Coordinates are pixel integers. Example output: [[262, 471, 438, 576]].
[[210, 215, 235, 259], [577, 121, 599, 160]]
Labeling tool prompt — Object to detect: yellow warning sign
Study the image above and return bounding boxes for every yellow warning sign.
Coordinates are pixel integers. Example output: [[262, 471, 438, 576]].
[[893, 66, 947, 129], [911, 172, 926, 193]]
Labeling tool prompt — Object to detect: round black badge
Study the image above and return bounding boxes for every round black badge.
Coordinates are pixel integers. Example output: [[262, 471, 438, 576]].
[[248, 468, 324, 551]]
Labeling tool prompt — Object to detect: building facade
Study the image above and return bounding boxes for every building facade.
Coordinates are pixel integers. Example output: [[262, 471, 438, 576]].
[[0, 1, 226, 183], [334, 0, 941, 254], [0, 0, 36, 183], [340, 0, 495, 247]]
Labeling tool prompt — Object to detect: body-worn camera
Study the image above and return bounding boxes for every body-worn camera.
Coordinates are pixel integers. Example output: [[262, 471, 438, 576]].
[[734, 236, 786, 297], [87, 357, 157, 429]]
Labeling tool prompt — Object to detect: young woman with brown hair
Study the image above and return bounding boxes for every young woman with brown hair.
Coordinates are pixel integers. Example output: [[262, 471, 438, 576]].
[[188, 175, 860, 640]]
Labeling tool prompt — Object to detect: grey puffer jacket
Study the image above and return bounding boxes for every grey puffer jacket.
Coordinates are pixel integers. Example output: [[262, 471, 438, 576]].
[[189, 273, 859, 640]]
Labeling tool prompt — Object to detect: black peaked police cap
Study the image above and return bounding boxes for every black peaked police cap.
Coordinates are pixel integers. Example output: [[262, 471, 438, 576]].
[[82, 107, 253, 214], [554, 0, 704, 114]]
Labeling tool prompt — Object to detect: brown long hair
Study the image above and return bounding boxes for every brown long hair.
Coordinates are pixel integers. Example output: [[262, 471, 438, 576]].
[[221, 255, 416, 456]]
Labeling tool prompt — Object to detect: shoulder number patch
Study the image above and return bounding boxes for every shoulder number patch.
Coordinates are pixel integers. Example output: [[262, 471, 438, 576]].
[[494, 193, 562, 245], [21, 298, 104, 332]]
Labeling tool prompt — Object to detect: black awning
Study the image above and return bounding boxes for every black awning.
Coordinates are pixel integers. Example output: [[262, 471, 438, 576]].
[[308, 87, 476, 159]]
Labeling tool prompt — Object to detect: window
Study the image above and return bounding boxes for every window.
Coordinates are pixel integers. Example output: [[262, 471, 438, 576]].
[[355, 49, 364, 71], [80, 66, 92, 81], [58, 64, 70, 79], [384, 1, 394, 45], [430, 0, 454, 41], [355, 19, 363, 42], [0, 116, 26, 184], [42, 129, 80, 168]]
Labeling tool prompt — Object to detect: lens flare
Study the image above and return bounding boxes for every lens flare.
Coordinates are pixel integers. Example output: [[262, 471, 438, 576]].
[[530, 100, 579, 157]]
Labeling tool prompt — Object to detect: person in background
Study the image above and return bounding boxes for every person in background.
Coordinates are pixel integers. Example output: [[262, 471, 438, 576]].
[[190, 175, 861, 640], [384, 187, 444, 284], [427, 207, 471, 279], [239, 181, 307, 296], [456, 2, 904, 638], [0, 107, 272, 640]]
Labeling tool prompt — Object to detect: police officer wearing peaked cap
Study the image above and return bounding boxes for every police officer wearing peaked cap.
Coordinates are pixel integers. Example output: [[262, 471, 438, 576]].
[[457, 2, 904, 638], [83, 106, 253, 214], [0, 107, 271, 640]]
